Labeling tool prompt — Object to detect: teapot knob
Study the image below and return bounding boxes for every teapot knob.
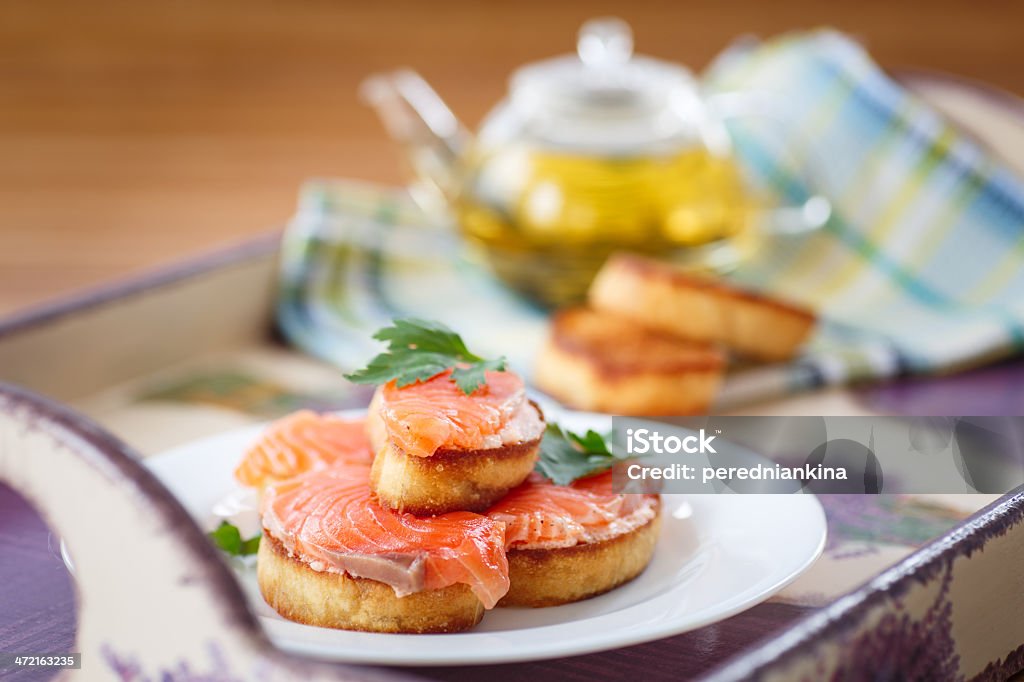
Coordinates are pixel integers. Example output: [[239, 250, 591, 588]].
[[577, 17, 634, 68]]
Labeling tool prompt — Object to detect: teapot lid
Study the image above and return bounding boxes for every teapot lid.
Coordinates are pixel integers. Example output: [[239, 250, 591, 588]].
[[507, 18, 701, 152]]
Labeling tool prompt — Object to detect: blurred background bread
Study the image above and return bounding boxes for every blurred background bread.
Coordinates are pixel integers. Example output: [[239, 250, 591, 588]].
[[589, 254, 816, 361], [535, 307, 725, 414], [536, 255, 818, 414]]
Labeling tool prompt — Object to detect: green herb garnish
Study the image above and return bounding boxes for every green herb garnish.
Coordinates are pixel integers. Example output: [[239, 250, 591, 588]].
[[536, 424, 622, 486], [344, 318, 507, 394], [208, 521, 261, 556]]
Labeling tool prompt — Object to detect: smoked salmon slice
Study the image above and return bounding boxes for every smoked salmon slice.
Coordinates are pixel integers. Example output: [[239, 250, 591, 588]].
[[373, 369, 533, 458], [235, 411, 373, 488], [262, 463, 510, 609], [488, 471, 660, 550]]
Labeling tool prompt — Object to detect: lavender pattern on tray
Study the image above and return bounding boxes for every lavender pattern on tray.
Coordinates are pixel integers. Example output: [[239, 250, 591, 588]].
[[820, 494, 968, 556]]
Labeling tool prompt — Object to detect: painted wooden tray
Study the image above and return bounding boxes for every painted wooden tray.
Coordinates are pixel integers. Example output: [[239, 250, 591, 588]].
[[1, 74, 1023, 680]]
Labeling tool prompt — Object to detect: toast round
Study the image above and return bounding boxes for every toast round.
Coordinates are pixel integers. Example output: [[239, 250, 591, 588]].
[[499, 499, 662, 607], [370, 432, 541, 514], [368, 397, 544, 515], [535, 307, 724, 415], [589, 253, 816, 361], [257, 533, 485, 633]]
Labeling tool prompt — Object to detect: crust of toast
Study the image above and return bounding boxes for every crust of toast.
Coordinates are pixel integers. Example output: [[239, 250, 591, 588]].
[[257, 533, 485, 633], [369, 401, 543, 515], [371, 438, 540, 515], [535, 308, 724, 415], [589, 254, 816, 361], [500, 500, 662, 607]]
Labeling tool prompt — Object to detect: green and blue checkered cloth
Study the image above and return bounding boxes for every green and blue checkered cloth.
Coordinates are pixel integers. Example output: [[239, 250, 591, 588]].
[[277, 30, 1024, 408]]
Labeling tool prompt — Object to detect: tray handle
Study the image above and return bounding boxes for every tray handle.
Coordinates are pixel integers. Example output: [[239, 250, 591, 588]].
[[0, 382, 413, 681]]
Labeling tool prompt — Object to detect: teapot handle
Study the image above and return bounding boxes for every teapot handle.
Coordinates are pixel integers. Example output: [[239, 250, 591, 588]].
[[361, 70, 471, 216], [708, 91, 834, 235]]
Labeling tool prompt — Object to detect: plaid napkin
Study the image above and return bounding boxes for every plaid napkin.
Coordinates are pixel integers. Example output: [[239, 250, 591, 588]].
[[277, 30, 1024, 408], [277, 181, 552, 374]]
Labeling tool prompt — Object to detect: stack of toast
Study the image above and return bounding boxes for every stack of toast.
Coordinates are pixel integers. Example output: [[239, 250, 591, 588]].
[[234, 353, 660, 633], [536, 253, 817, 414]]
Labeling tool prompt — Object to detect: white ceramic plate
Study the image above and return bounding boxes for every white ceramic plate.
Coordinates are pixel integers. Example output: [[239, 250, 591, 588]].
[[145, 409, 826, 666]]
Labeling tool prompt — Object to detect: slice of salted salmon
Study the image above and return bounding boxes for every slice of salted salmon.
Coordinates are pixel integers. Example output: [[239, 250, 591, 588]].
[[235, 411, 373, 488], [375, 369, 530, 458], [488, 471, 660, 550], [262, 463, 510, 609]]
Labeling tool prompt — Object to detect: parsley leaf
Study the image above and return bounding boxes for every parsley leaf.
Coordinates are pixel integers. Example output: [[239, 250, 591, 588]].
[[450, 358, 509, 394], [535, 424, 621, 486], [567, 429, 613, 456], [345, 318, 507, 394], [208, 521, 261, 556]]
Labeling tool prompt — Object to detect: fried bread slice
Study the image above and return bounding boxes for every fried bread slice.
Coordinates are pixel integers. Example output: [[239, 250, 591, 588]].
[[535, 307, 724, 415], [589, 254, 816, 361]]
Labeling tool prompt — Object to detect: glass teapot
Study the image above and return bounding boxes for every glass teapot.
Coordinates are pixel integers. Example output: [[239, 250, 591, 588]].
[[362, 18, 828, 306]]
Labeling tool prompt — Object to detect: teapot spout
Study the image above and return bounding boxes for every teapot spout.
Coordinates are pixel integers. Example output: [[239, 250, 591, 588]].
[[360, 70, 471, 212]]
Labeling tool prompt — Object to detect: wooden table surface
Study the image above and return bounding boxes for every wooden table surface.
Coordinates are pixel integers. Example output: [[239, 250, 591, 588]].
[[1, 0, 1022, 316]]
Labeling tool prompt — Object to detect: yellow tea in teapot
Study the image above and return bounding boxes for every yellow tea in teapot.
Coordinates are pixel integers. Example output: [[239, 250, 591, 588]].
[[457, 147, 757, 306]]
